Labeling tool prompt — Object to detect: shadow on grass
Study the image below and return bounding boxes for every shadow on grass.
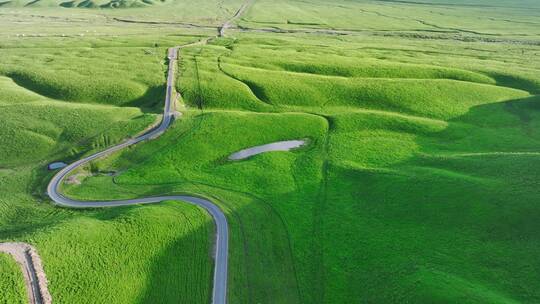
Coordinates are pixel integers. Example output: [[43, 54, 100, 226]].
[[59, 92, 540, 303], [347, 94, 540, 302], [201, 186, 302, 304], [491, 73, 540, 94], [66, 175, 304, 303], [126, 85, 166, 113], [273, 91, 540, 302], [7, 72, 165, 112], [427, 95, 540, 148], [217, 58, 274, 108], [135, 203, 214, 304]]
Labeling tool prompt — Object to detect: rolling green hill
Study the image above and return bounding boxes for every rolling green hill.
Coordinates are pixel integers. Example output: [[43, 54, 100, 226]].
[[1, 0, 539, 303], [65, 33, 540, 303], [0, 32, 217, 303]]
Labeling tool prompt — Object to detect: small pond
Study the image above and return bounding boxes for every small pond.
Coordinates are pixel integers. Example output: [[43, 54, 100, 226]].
[[228, 140, 306, 160], [47, 162, 67, 170]]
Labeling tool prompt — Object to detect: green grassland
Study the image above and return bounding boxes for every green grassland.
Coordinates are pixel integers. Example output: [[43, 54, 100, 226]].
[[0, 253, 26, 304], [0, 42, 167, 108], [0, 23, 219, 303], [239, 0, 540, 39], [0, 43, 164, 166], [65, 29, 540, 304], [30, 202, 213, 303], [62, 110, 325, 304], [1, 0, 540, 303]]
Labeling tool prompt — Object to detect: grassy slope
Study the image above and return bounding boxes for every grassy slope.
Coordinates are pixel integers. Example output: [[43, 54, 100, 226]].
[[0, 45, 169, 108], [325, 104, 540, 303], [65, 28, 540, 304], [0, 28, 217, 303], [30, 202, 213, 304], [0, 42, 161, 166], [0, 253, 26, 304], [64, 110, 326, 304], [0, 77, 155, 166]]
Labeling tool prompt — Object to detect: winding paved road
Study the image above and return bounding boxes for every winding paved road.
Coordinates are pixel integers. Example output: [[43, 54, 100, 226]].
[[4, 0, 257, 301], [46, 44, 229, 304]]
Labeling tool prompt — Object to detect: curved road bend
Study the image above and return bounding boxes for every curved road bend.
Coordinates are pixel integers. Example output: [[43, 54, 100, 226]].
[[46, 44, 229, 304], [0, 242, 52, 304]]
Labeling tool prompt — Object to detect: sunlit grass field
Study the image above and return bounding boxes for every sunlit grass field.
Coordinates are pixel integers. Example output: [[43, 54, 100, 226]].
[[30, 202, 213, 303], [67, 30, 540, 303], [1, 0, 540, 303], [0, 253, 26, 304], [0, 27, 217, 303]]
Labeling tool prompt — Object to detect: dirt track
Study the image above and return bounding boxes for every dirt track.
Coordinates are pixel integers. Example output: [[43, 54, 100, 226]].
[[0, 243, 52, 304]]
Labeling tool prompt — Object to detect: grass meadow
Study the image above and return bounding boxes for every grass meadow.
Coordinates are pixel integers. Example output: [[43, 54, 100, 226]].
[[1, 0, 540, 303], [0, 253, 26, 304], [239, 0, 540, 39], [67, 30, 540, 303], [0, 21, 217, 303], [30, 202, 213, 303]]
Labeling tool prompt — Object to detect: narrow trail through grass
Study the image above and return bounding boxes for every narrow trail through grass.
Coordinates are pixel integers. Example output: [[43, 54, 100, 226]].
[[0, 243, 51, 304]]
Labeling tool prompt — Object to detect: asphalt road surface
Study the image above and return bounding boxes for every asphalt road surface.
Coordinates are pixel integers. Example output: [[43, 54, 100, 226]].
[[47, 44, 229, 304]]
